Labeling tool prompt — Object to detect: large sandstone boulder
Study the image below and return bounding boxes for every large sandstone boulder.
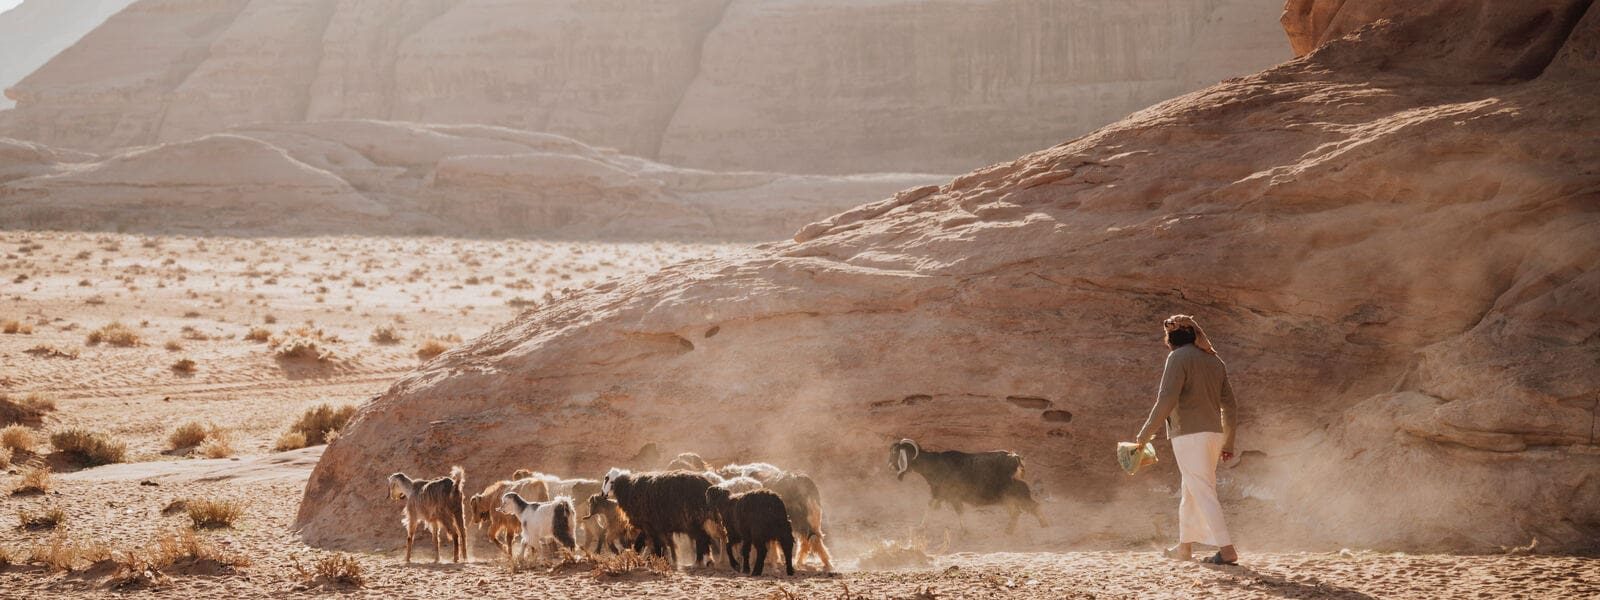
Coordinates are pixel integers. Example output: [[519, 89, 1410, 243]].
[[0, 120, 941, 239], [0, 0, 135, 109], [0, 0, 1288, 174], [296, 3, 1600, 552]]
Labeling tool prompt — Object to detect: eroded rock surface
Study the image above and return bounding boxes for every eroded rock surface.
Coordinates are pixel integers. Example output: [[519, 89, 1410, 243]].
[[0, 0, 1288, 174], [297, 2, 1600, 552]]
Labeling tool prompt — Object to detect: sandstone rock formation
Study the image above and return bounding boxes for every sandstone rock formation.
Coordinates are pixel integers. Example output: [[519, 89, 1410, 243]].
[[0, 120, 940, 239], [297, 2, 1600, 552], [0, 0, 135, 109], [0, 0, 1288, 174]]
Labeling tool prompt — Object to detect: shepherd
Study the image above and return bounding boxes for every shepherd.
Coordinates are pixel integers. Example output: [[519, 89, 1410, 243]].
[[1131, 314, 1240, 565]]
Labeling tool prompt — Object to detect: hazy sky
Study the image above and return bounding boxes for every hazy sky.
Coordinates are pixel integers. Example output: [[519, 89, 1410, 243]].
[[0, 0, 19, 14]]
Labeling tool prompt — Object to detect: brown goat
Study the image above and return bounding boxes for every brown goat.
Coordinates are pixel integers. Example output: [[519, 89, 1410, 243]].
[[584, 493, 639, 554], [388, 466, 468, 563], [468, 477, 550, 558]]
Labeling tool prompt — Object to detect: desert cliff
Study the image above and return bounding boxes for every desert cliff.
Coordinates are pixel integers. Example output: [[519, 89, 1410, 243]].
[[0, 0, 1288, 174], [296, 0, 1600, 553]]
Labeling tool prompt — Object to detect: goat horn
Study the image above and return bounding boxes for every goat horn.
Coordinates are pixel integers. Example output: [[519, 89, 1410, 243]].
[[899, 438, 919, 461]]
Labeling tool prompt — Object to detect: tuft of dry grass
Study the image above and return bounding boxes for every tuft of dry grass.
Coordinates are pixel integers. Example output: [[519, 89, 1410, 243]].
[[164, 339, 184, 352], [244, 327, 271, 342], [17, 506, 66, 531], [186, 497, 244, 529], [110, 528, 250, 589], [271, 336, 336, 362], [29, 533, 112, 572], [170, 358, 198, 373], [291, 553, 365, 588], [582, 549, 675, 578], [86, 321, 141, 346], [2, 319, 33, 334], [284, 404, 357, 447], [2, 424, 37, 454], [11, 461, 51, 495], [50, 428, 128, 466], [0, 446, 10, 469], [858, 535, 937, 570], [369, 324, 403, 344], [0, 545, 17, 568], [0, 392, 54, 426], [273, 431, 308, 452], [415, 337, 455, 360], [197, 430, 234, 459], [167, 421, 210, 450]]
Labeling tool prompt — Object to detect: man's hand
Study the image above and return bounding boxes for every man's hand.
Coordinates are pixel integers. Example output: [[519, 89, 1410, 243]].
[[1220, 450, 1235, 462]]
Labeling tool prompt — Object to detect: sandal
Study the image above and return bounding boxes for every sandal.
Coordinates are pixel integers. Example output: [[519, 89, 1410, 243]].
[[1201, 552, 1238, 565]]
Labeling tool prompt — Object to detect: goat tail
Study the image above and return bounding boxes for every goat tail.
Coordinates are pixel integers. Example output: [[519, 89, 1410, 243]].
[[450, 465, 466, 490], [1014, 455, 1026, 480]]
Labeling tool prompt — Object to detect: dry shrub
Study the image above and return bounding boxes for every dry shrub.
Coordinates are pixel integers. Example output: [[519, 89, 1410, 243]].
[[163, 339, 184, 352], [0, 446, 10, 469], [272, 336, 336, 362], [23, 344, 78, 359], [244, 327, 271, 342], [86, 321, 141, 347], [2, 424, 37, 454], [18, 506, 66, 531], [0, 545, 17, 568], [170, 358, 198, 374], [369, 325, 403, 344], [415, 337, 454, 360], [0, 392, 54, 426], [285, 404, 356, 447], [2, 319, 32, 334], [50, 428, 128, 466], [273, 431, 308, 452], [186, 497, 244, 529], [291, 553, 365, 589], [197, 431, 234, 459], [110, 528, 250, 589], [30, 533, 112, 572], [12, 461, 51, 495]]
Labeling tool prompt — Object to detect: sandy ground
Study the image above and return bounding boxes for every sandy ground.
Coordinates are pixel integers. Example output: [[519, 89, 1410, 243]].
[[2, 232, 1597, 599]]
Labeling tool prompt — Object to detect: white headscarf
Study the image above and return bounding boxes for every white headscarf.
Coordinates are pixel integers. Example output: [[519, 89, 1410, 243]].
[[1163, 314, 1217, 356]]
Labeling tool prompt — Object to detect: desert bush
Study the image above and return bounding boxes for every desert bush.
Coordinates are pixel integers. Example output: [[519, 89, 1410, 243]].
[[273, 431, 308, 452], [284, 404, 356, 447], [369, 325, 402, 344], [2, 424, 38, 454], [164, 339, 184, 352], [86, 321, 141, 346], [0, 446, 10, 469], [170, 358, 198, 374], [291, 553, 365, 588], [167, 421, 210, 450], [17, 506, 66, 531], [0, 392, 53, 426], [12, 461, 51, 495], [0, 545, 16, 568], [110, 528, 250, 589], [50, 428, 128, 466], [244, 327, 271, 342], [197, 431, 234, 459], [186, 498, 244, 529], [30, 533, 111, 572], [585, 549, 674, 578], [415, 337, 453, 360], [2, 319, 32, 334], [272, 337, 336, 362]]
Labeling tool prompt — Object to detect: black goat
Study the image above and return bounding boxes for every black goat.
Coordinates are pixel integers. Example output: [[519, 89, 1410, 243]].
[[602, 468, 717, 565], [889, 438, 1047, 532], [705, 487, 795, 576]]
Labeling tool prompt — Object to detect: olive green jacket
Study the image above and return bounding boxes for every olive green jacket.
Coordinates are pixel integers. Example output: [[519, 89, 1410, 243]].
[[1135, 344, 1238, 452]]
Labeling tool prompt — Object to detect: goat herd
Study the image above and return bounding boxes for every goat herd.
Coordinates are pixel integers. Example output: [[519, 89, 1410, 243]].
[[385, 438, 1048, 577]]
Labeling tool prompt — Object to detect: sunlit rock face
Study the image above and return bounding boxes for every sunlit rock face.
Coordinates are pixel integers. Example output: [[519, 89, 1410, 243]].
[[0, 0, 1287, 174], [294, 1, 1600, 553]]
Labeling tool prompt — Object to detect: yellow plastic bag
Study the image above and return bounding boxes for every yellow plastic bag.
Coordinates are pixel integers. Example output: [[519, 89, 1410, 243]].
[[1117, 441, 1158, 475]]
